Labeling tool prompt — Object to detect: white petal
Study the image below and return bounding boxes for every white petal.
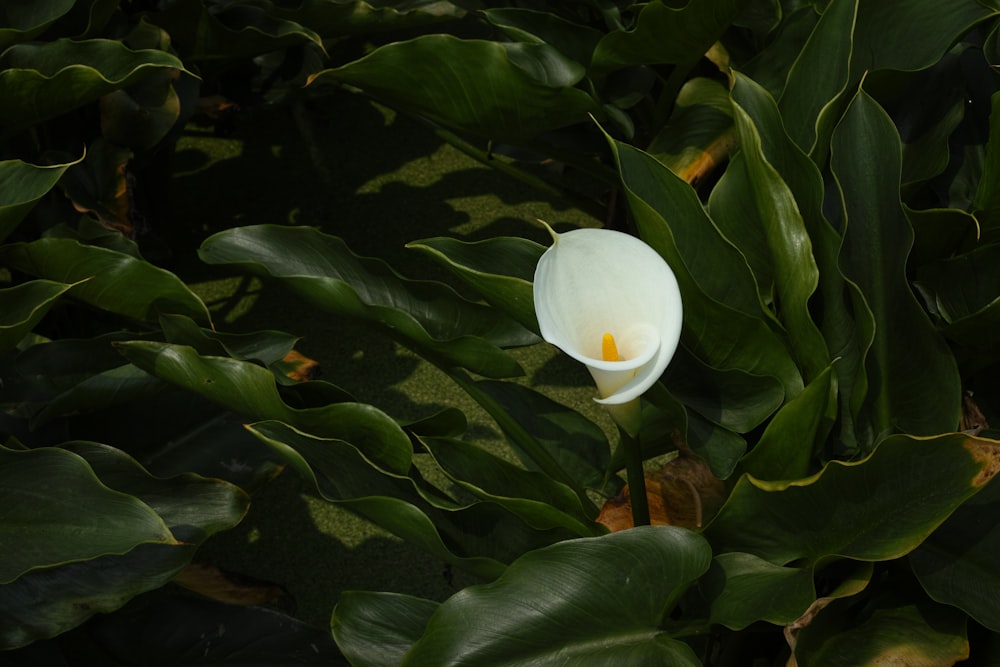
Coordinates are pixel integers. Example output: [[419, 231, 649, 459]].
[[533, 227, 682, 405]]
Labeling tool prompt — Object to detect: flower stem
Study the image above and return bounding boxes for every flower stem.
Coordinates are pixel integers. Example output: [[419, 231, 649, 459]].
[[621, 428, 650, 526]]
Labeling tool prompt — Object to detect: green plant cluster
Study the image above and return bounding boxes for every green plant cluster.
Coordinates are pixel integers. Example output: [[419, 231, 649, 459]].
[[2, 0, 1000, 664]]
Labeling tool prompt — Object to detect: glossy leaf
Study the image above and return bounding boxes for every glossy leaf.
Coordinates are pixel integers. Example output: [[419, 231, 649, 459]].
[[607, 134, 803, 399], [401, 526, 709, 666], [199, 225, 530, 378], [831, 88, 961, 437], [591, 0, 744, 75], [246, 420, 538, 578], [910, 475, 1000, 632], [407, 235, 543, 333], [333, 592, 440, 667], [0, 280, 72, 355], [273, 0, 465, 37], [778, 0, 857, 154], [0, 157, 81, 243], [418, 436, 599, 536], [0, 445, 175, 585], [0, 0, 76, 51], [116, 341, 413, 475], [0, 39, 188, 132], [706, 433, 1000, 565], [703, 552, 815, 630], [308, 35, 600, 144], [736, 365, 836, 481], [483, 8, 602, 67], [0, 238, 211, 324], [0, 443, 248, 649]]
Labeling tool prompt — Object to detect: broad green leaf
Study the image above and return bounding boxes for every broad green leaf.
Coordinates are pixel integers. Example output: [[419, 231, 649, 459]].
[[906, 206, 981, 267], [199, 225, 530, 378], [1, 542, 196, 650], [407, 235, 543, 333], [333, 592, 440, 667], [274, 0, 465, 37], [246, 420, 537, 578], [792, 600, 969, 666], [30, 363, 164, 428], [419, 436, 600, 536], [850, 0, 996, 78], [0, 157, 80, 243], [703, 552, 815, 630], [910, 476, 1000, 632], [0, 39, 188, 132], [0, 445, 175, 585], [646, 77, 737, 185], [0, 238, 211, 324], [483, 8, 603, 67], [727, 70, 874, 453], [831, 88, 961, 437], [0, 0, 76, 51], [146, 0, 322, 61], [663, 346, 784, 433], [915, 244, 1000, 354], [726, 78, 830, 378], [308, 35, 600, 144], [607, 135, 803, 398], [705, 433, 1000, 566], [116, 341, 412, 475], [0, 280, 73, 355], [401, 526, 709, 666], [0, 443, 248, 649], [736, 365, 836, 481], [90, 591, 343, 666], [974, 91, 1000, 237], [590, 0, 745, 75], [778, 0, 857, 154], [454, 376, 613, 502]]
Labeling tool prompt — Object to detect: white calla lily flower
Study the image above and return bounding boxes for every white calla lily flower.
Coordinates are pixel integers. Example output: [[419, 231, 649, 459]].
[[533, 226, 682, 426]]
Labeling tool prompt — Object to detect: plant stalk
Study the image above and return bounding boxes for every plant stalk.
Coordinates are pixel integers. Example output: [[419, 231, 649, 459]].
[[621, 427, 650, 526]]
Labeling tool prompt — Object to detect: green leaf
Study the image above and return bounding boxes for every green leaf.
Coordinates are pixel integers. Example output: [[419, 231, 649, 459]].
[[910, 475, 1000, 632], [333, 592, 440, 667], [407, 235, 543, 333], [116, 341, 413, 475], [778, 0, 857, 154], [0, 238, 211, 324], [0, 157, 81, 243], [704, 433, 1000, 566], [0, 39, 189, 132], [607, 134, 803, 398], [401, 526, 709, 666], [483, 8, 603, 67], [245, 420, 517, 578], [199, 225, 529, 379], [418, 436, 600, 536], [308, 35, 600, 144], [830, 88, 961, 437], [0, 445, 175, 585], [590, 0, 745, 75], [0, 443, 248, 649], [915, 244, 1000, 354], [146, 0, 322, 61], [736, 365, 837, 481], [0, 280, 73, 355], [703, 552, 815, 630], [0, 0, 75, 51], [273, 0, 465, 38]]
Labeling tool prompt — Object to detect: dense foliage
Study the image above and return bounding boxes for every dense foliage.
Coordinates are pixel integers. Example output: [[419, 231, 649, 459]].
[[2, 0, 1000, 664]]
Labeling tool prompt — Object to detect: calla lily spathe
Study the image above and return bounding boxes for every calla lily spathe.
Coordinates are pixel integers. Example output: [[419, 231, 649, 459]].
[[533, 226, 682, 410]]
